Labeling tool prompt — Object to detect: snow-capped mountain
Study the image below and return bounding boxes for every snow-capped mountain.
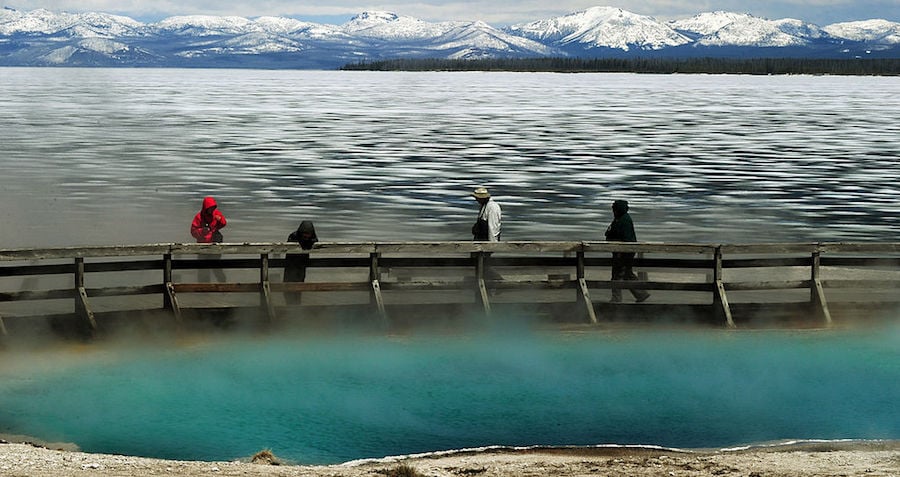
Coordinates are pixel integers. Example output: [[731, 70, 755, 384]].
[[0, 7, 143, 36], [823, 19, 900, 44], [506, 6, 691, 51], [670, 12, 827, 47], [1, 5, 897, 68]]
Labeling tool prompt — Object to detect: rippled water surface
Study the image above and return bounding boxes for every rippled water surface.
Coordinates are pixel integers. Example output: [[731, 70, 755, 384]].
[[1, 68, 899, 247]]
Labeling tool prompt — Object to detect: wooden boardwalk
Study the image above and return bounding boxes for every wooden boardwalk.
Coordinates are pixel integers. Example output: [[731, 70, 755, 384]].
[[1, 241, 899, 339]]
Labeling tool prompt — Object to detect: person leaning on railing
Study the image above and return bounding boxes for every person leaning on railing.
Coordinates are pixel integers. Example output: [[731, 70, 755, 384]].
[[284, 221, 318, 305], [190, 196, 227, 282]]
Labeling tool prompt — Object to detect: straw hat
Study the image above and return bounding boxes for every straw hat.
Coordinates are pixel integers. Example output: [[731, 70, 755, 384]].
[[471, 187, 491, 199]]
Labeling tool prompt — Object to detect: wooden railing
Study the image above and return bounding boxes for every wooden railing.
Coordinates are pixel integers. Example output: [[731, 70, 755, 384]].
[[1, 241, 899, 336]]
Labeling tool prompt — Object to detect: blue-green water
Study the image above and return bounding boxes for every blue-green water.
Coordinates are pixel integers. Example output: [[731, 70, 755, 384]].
[[1, 327, 898, 464]]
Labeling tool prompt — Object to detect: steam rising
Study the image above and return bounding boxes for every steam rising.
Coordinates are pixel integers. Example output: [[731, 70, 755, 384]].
[[1, 325, 898, 464]]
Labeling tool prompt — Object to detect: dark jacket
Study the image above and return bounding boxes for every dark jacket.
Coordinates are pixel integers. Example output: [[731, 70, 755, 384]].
[[288, 221, 318, 250], [285, 221, 318, 283], [605, 200, 637, 242]]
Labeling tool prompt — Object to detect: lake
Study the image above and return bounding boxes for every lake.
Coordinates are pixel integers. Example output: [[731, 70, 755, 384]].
[[1, 68, 898, 248], [1, 68, 898, 464]]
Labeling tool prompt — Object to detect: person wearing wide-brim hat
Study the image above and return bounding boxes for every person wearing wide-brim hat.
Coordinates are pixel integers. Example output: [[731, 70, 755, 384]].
[[471, 187, 501, 242]]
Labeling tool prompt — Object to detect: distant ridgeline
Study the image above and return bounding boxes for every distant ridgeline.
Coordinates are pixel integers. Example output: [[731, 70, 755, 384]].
[[341, 57, 900, 75]]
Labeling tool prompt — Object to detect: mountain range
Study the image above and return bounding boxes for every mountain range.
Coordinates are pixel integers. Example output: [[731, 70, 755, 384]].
[[1, 6, 898, 68]]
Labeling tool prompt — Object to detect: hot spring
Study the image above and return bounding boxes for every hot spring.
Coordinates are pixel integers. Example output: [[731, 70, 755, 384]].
[[1, 325, 897, 464]]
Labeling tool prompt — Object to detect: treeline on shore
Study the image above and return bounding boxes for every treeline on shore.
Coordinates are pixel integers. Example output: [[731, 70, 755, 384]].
[[341, 57, 900, 75]]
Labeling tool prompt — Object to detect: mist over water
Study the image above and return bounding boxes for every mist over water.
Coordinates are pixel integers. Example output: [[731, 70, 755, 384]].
[[1, 69, 899, 248], [0, 327, 898, 464]]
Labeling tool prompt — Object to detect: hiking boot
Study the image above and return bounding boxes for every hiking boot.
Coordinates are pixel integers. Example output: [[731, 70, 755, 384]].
[[635, 294, 650, 303]]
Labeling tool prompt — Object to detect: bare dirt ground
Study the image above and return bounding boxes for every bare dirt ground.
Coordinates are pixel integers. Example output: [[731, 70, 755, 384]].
[[2, 440, 898, 477]]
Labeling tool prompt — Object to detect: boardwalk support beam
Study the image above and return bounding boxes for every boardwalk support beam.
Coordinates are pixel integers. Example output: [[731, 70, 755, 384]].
[[260, 254, 276, 323], [713, 248, 735, 328], [370, 253, 387, 324], [577, 251, 598, 324], [163, 253, 182, 324], [475, 252, 492, 316], [811, 250, 832, 326], [74, 257, 97, 334]]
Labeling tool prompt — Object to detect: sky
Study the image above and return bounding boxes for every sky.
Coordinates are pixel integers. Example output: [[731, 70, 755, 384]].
[[8, 0, 900, 26]]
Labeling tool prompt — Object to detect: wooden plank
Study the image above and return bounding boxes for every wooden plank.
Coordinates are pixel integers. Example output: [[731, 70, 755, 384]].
[[377, 257, 473, 268], [270, 282, 371, 292], [260, 254, 276, 323], [723, 281, 811, 291], [477, 278, 492, 315], [719, 243, 819, 254], [814, 278, 833, 326], [716, 280, 735, 328], [819, 257, 900, 267], [375, 241, 584, 254], [74, 258, 97, 333], [163, 253, 173, 311], [810, 251, 821, 304], [475, 252, 490, 315], [169, 242, 379, 255], [583, 280, 713, 292], [0, 241, 900, 261], [84, 285, 165, 297], [0, 244, 172, 261], [723, 258, 812, 268], [0, 289, 75, 301], [821, 279, 900, 289], [0, 263, 74, 277], [713, 247, 734, 328], [632, 258, 713, 269], [84, 260, 164, 273], [260, 281, 276, 322], [76, 287, 98, 333], [584, 242, 716, 254], [172, 258, 262, 270], [4, 241, 898, 262], [819, 242, 900, 254], [579, 278, 598, 324], [372, 279, 387, 324], [165, 282, 182, 324], [173, 283, 267, 293]]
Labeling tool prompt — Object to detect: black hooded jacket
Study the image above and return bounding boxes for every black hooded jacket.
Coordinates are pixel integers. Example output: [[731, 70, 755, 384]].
[[285, 221, 318, 283], [605, 200, 637, 242]]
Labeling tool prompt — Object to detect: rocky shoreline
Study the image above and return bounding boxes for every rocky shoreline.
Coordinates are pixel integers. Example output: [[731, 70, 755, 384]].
[[1, 439, 898, 477]]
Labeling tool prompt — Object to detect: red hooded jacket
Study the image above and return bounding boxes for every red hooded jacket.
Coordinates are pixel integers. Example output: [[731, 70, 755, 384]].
[[190, 196, 227, 243]]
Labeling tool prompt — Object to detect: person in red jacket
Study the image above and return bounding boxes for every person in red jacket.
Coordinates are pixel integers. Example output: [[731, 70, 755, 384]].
[[190, 196, 227, 282], [191, 196, 227, 243]]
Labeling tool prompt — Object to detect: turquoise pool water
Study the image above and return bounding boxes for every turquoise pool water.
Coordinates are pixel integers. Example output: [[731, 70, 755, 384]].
[[1, 326, 898, 464]]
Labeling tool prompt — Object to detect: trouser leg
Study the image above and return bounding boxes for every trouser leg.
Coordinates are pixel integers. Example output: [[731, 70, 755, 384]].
[[625, 267, 650, 301], [610, 255, 625, 303]]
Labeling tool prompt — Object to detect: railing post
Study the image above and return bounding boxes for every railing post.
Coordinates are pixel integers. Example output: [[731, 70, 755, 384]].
[[713, 247, 735, 328], [577, 250, 598, 324], [74, 257, 97, 334], [810, 248, 832, 326], [369, 252, 387, 324], [260, 253, 276, 323]]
